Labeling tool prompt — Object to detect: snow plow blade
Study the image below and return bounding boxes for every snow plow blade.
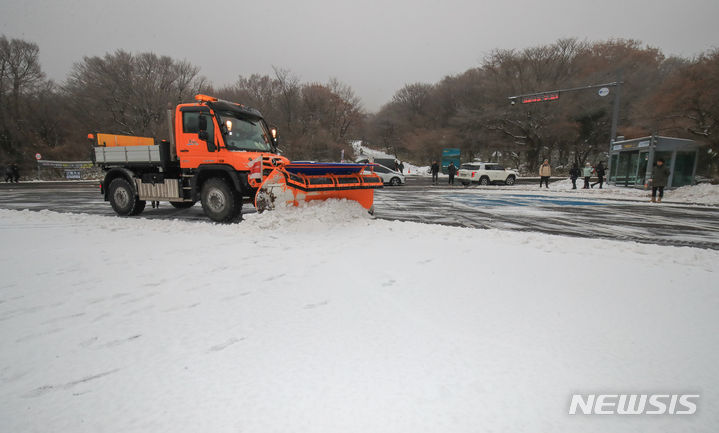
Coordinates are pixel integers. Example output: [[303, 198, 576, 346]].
[[254, 163, 383, 212]]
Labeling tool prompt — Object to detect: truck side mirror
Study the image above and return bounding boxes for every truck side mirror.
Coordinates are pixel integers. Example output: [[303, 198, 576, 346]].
[[197, 115, 215, 151]]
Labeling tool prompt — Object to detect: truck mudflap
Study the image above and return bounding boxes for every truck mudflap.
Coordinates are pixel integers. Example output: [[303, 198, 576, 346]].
[[254, 163, 383, 212]]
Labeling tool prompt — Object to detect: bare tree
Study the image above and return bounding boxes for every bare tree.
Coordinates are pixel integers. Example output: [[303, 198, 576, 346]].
[[64, 50, 206, 138]]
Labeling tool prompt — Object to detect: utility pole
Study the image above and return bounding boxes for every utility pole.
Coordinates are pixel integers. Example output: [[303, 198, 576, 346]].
[[608, 70, 623, 143], [607, 70, 623, 179]]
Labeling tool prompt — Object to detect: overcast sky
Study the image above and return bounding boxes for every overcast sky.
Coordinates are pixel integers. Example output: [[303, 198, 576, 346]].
[[1, 0, 717, 112]]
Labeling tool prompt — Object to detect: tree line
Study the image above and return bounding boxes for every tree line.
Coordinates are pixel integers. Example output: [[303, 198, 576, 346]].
[[363, 38, 718, 176], [1, 36, 717, 177], [0, 37, 364, 171]]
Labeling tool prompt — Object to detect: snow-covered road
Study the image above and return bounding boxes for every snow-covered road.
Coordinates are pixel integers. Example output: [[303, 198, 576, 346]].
[[2, 180, 719, 249], [1, 204, 717, 433]]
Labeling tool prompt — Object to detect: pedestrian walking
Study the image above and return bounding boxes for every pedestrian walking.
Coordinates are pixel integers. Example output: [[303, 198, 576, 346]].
[[582, 162, 593, 189], [430, 161, 440, 185], [650, 158, 670, 203], [591, 161, 605, 189], [447, 162, 457, 185], [398, 162, 405, 174], [539, 159, 551, 188], [569, 163, 580, 190]]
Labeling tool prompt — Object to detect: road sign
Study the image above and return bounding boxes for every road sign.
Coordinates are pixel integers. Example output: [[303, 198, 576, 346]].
[[598, 87, 610, 97], [35, 153, 42, 160]]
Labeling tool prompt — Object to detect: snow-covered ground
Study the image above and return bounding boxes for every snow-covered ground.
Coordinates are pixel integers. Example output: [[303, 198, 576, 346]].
[[454, 180, 719, 205], [1, 204, 718, 433]]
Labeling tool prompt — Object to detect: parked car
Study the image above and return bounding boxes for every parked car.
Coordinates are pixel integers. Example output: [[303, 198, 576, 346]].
[[456, 162, 519, 186], [364, 164, 405, 186]]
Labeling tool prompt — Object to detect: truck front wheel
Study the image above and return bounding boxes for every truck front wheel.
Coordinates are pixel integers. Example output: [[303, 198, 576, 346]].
[[200, 178, 242, 223], [108, 178, 145, 216]]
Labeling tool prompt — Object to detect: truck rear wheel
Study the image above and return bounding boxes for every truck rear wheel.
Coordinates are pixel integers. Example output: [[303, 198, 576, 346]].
[[108, 178, 145, 216], [200, 178, 242, 223]]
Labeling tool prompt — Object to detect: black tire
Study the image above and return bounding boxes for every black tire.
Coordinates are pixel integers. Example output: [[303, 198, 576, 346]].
[[130, 200, 146, 216], [505, 175, 516, 186], [389, 177, 401, 186], [479, 176, 490, 186], [170, 201, 196, 209], [108, 178, 145, 216], [200, 178, 242, 223]]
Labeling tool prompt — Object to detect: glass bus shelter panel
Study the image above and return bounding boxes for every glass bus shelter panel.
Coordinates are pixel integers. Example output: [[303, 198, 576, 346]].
[[609, 154, 619, 182], [672, 151, 696, 187], [616, 151, 640, 185]]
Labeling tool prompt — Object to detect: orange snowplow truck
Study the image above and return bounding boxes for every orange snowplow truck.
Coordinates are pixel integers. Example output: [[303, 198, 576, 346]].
[[92, 94, 383, 222]]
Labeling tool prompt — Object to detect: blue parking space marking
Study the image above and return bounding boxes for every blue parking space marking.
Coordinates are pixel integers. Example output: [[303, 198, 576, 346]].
[[445, 193, 608, 208]]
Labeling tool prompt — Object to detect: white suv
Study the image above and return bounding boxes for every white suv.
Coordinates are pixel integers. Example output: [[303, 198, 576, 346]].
[[457, 162, 519, 186], [364, 164, 405, 186]]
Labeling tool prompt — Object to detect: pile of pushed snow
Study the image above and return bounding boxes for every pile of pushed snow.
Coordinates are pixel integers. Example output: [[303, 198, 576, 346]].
[[671, 182, 719, 204], [242, 199, 373, 231], [520, 178, 719, 205]]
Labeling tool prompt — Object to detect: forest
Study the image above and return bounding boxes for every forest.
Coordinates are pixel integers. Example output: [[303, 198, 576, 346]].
[[1, 36, 717, 176]]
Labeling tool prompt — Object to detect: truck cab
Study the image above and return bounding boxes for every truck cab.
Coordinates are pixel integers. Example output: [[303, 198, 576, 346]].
[[174, 96, 282, 174]]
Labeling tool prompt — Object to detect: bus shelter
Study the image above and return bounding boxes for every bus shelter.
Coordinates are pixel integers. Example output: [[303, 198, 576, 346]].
[[609, 136, 701, 188]]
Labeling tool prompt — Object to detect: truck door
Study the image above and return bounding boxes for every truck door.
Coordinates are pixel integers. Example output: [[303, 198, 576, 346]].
[[176, 107, 220, 169]]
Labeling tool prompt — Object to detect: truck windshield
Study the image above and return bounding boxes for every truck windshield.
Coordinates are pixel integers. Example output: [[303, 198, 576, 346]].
[[219, 113, 272, 152]]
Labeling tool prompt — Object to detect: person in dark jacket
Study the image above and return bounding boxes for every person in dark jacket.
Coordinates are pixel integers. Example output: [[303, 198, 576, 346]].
[[650, 158, 670, 203], [398, 162, 405, 174], [430, 161, 440, 185], [569, 163, 580, 189], [591, 161, 605, 188], [447, 162, 457, 185], [5, 163, 19, 183]]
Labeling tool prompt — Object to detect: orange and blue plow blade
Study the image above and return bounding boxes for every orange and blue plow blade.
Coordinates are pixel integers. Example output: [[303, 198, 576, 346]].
[[254, 163, 383, 212]]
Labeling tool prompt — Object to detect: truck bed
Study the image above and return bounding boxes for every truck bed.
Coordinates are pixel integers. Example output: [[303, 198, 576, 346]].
[[95, 145, 161, 165]]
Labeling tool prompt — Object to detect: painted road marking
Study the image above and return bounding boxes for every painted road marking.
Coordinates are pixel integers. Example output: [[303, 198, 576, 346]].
[[445, 193, 608, 207]]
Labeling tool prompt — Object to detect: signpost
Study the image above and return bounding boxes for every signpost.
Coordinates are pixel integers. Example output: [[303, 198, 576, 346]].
[[35, 153, 42, 179]]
